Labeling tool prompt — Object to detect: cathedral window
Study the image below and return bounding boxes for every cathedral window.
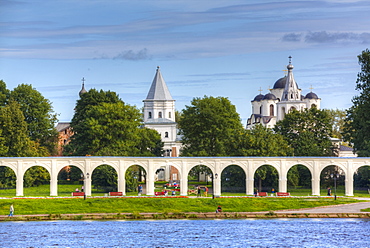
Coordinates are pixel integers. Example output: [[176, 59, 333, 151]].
[[159, 112, 162, 118], [311, 104, 317, 108], [165, 132, 169, 138], [169, 112, 171, 118], [148, 112, 152, 119], [259, 106, 262, 115], [269, 104, 274, 116]]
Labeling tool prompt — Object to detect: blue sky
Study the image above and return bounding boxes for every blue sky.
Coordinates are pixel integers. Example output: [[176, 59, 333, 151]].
[[1, 0, 369, 123]]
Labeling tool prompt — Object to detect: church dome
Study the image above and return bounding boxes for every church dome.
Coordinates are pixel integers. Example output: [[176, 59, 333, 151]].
[[263, 93, 277, 100], [273, 76, 287, 89], [305, 92, 319, 99], [253, 94, 264, 101]]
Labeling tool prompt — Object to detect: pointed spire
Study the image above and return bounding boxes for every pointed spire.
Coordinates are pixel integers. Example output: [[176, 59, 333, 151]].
[[145, 66, 173, 100], [281, 56, 300, 101], [79, 77, 87, 97]]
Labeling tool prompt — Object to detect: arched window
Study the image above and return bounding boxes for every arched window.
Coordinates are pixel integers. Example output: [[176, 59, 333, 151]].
[[169, 112, 171, 118], [158, 112, 162, 118], [311, 104, 317, 109], [269, 104, 274, 116], [290, 106, 296, 112], [148, 112, 152, 119], [259, 105, 262, 115], [165, 132, 169, 138]]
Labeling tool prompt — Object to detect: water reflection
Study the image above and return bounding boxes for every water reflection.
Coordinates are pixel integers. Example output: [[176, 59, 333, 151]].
[[1, 219, 369, 247]]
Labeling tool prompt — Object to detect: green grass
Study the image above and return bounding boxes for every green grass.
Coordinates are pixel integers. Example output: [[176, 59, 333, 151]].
[[1, 184, 369, 197], [0, 197, 360, 215]]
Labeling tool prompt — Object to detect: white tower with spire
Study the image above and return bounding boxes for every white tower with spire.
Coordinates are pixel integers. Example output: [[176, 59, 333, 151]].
[[276, 56, 306, 121], [143, 66, 181, 157]]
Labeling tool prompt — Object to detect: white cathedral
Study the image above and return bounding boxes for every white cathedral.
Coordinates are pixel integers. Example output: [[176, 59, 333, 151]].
[[246, 56, 321, 129]]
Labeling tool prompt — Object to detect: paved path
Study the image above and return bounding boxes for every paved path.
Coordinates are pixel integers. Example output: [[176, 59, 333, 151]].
[[275, 197, 370, 214]]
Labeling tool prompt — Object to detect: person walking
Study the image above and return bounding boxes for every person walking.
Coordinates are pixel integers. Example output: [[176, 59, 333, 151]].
[[9, 204, 14, 217], [197, 186, 201, 197], [327, 187, 332, 196], [138, 185, 143, 196], [204, 186, 208, 197]]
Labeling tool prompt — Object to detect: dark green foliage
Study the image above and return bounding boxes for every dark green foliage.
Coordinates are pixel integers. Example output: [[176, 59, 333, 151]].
[[65, 89, 163, 156], [9, 84, 58, 155], [0, 100, 39, 157], [320, 165, 345, 189], [179, 96, 244, 156], [287, 165, 312, 188], [274, 107, 333, 156], [0, 166, 16, 188], [254, 165, 278, 192], [354, 166, 370, 189], [344, 49, 370, 156], [24, 166, 50, 187], [221, 165, 246, 193], [232, 124, 293, 156], [92, 165, 118, 192]]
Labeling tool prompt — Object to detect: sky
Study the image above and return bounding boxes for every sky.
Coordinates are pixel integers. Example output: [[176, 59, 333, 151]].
[[1, 0, 369, 123]]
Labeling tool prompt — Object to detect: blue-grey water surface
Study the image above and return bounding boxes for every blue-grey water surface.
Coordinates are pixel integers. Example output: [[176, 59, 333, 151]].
[[1, 218, 369, 247]]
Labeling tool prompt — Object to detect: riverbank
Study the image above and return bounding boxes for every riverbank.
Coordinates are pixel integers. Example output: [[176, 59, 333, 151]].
[[1, 211, 370, 221], [0, 196, 369, 221]]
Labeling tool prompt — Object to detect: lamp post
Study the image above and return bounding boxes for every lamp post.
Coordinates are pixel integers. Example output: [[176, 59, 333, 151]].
[[212, 173, 218, 199], [330, 173, 339, 200]]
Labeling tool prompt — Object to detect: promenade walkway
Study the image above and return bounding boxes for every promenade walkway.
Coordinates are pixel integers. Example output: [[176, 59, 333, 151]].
[[274, 197, 370, 214]]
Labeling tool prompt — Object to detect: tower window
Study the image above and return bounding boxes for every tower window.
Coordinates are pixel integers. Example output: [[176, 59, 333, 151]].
[[269, 104, 274, 116], [159, 112, 162, 118], [148, 112, 152, 118], [165, 132, 169, 138]]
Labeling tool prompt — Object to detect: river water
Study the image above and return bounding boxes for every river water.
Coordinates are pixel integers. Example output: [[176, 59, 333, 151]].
[[1, 218, 369, 247]]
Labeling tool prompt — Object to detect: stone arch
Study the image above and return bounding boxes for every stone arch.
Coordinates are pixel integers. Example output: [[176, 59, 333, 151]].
[[353, 164, 370, 194], [320, 164, 345, 196], [23, 165, 51, 196], [91, 163, 119, 194], [286, 164, 312, 194], [221, 164, 246, 194], [253, 164, 279, 193], [57, 165, 84, 195], [0, 166, 17, 196], [125, 164, 147, 195], [187, 164, 214, 196]]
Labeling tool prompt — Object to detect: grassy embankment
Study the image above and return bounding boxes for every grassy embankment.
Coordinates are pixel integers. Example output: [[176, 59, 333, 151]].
[[0, 197, 360, 216], [0, 184, 369, 198]]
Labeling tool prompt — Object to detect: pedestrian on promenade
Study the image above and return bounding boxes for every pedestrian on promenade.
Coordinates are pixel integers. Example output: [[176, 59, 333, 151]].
[[138, 185, 143, 196], [327, 187, 331, 196], [204, 186, 208, 197], [9, 204, 14, 217]]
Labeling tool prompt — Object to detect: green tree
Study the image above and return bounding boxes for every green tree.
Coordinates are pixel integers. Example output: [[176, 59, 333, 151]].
[[24, 166, 50, 187], [179, 96, 244, 156], [232, 124, 293, 156], [344, 49, 370, 156], [0, 100, 39, 157], [10, 84, 58, 155], [64, 89, 162, 190], [92, 165, 118, 192], [0, 80, 10, 106], [274, 107, 333, 156], [325, 108, 346, 139]]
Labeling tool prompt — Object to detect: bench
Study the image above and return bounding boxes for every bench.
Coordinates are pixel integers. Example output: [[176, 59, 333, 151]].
[[276, 192, 290, 197], [72, 192, 85, 196], [109, 192, 123, 196], [155, 191, 167, 196], [257, 192, 268, 197]]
